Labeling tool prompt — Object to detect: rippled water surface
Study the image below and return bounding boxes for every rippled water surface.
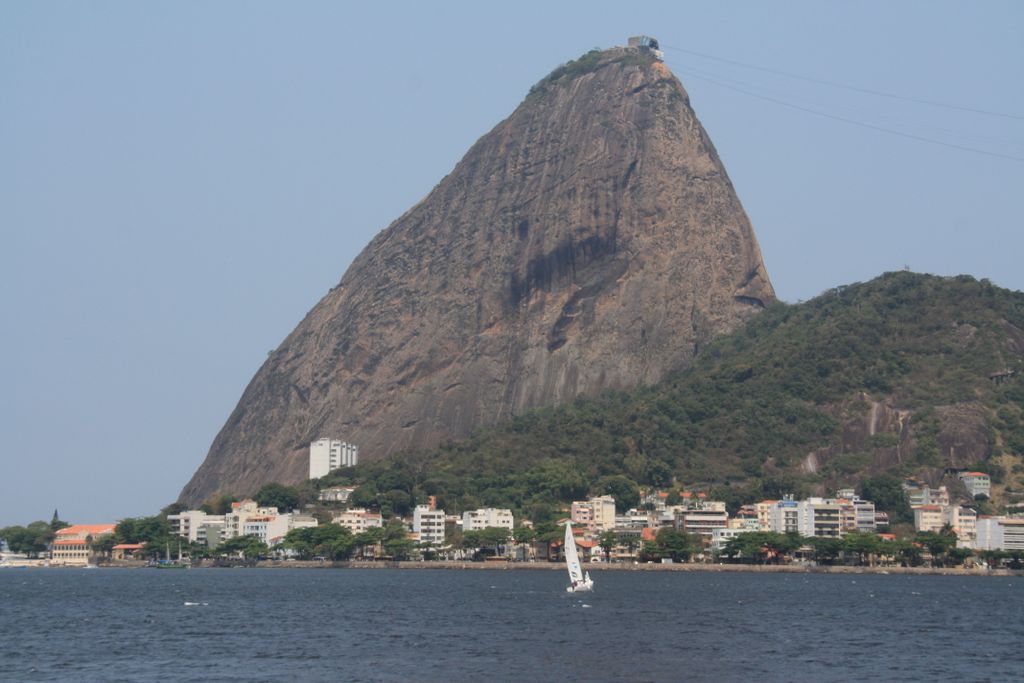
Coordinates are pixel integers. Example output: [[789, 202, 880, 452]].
[[1, 568, 1021, 682]]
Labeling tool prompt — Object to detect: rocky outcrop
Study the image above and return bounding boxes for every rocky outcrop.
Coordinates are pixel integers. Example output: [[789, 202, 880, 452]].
[[803, 394, 993, 482], [180, 47, 775, 504]]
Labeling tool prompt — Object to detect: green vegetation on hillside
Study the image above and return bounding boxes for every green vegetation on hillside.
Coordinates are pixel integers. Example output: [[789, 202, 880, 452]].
[[528, 48, 655, 99], [327, 273, 1024, 521]]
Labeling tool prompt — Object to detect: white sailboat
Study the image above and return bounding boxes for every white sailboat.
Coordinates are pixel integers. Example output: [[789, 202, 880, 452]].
[[564, 523, 593, 593]]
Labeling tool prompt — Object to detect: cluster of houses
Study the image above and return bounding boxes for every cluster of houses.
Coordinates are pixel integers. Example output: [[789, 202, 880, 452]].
[[14, 458, 1024, 566], [902, 477, 1024, 551], [559, 489, 884, 559], [162, 496, 516, 555]]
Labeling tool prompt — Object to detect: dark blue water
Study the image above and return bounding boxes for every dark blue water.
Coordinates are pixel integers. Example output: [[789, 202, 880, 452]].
[[1, 568, 1021, 682]]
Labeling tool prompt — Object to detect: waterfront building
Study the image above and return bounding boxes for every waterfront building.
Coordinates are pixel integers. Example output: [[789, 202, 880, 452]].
[[974, 517, 1024, 551], [111, 543, 144, 560], [958, 472, 992, 499], [413, 505, 446, 546], [834, 494, 877, 533], [168, 511, 226, 543], [767, 498, 853, 538], [242, 515, 291, 546], [462, 508, 514, 531], [333, 509, 383, 534], [309, 438, 359, 479], [800, 499, 842, 538], [223, 500, 280, 539], [711, 527, 758, 553], [197, 519, 226, 547], [769, 499, 801, 534], [675, 501, 728, 539], [51, 524, 115, 566], [853, 499, 877, 533]]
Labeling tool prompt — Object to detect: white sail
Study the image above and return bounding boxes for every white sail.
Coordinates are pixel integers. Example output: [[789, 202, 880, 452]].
[[564, 523, 584, 584], [564, 523, 593, 592]]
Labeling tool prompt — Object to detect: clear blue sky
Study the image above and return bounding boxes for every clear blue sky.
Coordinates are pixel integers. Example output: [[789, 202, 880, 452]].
[[2, 2, 1022, 526]]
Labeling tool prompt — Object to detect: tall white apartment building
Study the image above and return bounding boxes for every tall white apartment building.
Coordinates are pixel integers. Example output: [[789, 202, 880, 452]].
[[800, 499, 842, 538], [168, 511, 226, 543], [590, 495, 617, 531], [835, 494, 877, 533], [974, 517, 1024, 551], [243, 515, 291, 546], [309, 438, 359, 479], [413, 505, 446, 546], [770, 499, 801, 534], [462, 508, 514, 531], [675, 501, 729, 538], [769, 498, 843, 538], [223, 500, 280, 539], [571, 496, 616, 531]]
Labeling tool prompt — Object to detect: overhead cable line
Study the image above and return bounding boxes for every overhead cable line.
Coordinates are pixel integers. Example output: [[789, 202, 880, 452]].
[[673, 60, 1024, 151], [662, 44, 1024, 122], [670, 65, 1024, 163]]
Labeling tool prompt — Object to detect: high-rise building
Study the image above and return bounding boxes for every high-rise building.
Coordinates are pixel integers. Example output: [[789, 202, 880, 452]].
[[309, 438, 359, 479], [413, 505, 446, 546]]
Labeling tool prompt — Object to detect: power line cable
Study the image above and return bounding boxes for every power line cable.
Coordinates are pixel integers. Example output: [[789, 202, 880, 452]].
[[670, 65, 1024, 162], [672, 60, 1024, 152], [662, 44, 1024, 122]]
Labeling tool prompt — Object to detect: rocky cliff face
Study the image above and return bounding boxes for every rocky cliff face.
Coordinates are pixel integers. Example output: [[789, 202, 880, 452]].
[[179, 47, 775, 505]]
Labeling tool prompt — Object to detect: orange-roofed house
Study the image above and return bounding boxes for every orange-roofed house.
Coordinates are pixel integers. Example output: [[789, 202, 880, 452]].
[[111, 543, 145, 560], [51, 524, 115, 566]]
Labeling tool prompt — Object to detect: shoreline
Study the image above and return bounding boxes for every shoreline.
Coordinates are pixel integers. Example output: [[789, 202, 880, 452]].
[[66, 559, 1023, 576]]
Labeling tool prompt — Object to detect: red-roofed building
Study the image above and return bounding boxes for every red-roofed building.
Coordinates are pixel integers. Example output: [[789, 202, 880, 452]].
[[111, 543, 145, 560], [51, 524, 115, 565]]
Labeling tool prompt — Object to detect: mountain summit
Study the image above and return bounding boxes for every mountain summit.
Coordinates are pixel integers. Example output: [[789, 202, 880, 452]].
[[180, 44, 775, 504]]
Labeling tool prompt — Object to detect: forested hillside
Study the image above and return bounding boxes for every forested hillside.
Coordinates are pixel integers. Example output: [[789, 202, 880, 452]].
[[320, 272, 1024, 520]]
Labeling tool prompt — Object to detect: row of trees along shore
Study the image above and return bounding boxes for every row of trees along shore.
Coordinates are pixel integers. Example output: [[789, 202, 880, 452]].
[[5, 508, 1024, 569]]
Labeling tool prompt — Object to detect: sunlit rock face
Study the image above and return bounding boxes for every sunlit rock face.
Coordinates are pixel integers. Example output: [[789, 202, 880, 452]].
[[179, 48, 775, 505]]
